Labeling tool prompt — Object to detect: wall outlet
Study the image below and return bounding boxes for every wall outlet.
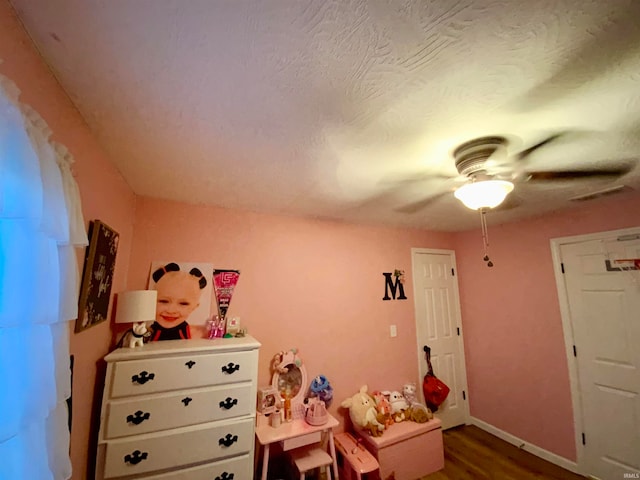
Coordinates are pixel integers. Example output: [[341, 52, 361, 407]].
[[390, 325, 397, 337]]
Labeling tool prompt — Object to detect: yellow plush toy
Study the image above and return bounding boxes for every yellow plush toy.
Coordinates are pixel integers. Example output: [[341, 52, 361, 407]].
[[341, 385, 386, 437]]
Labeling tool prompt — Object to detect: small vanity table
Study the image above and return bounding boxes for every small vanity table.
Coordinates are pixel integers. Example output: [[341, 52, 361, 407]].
[[255, 349, 339, 479], [255, 412, 340, 480]]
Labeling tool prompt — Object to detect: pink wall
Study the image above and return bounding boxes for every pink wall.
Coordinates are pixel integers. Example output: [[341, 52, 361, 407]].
[[127, 198, 455, 423], [0, 3, 136, 478], [454, 192, 640, 461]]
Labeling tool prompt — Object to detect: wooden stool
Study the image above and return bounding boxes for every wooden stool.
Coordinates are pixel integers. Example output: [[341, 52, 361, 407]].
[[289, 446, 333, 480]]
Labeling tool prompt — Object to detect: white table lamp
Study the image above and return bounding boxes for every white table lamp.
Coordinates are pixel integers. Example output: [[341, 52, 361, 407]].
[[115, 290, 157, 347]]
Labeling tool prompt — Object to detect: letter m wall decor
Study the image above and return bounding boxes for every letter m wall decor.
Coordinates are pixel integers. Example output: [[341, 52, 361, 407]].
[[382, 272, 407, 301]]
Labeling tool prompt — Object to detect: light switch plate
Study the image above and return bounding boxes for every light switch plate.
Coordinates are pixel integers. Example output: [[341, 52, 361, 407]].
[[390, 325, 397, 337]]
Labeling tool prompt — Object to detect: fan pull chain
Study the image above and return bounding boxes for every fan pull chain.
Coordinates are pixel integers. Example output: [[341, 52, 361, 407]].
[[480, 209, 493, 267]]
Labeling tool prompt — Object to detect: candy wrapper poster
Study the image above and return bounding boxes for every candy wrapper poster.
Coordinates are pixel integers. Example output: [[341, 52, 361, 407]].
[[213, 269, 240, 320]]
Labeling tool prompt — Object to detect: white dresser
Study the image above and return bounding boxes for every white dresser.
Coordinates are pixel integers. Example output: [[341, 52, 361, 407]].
[[95, 336, 260, 480]]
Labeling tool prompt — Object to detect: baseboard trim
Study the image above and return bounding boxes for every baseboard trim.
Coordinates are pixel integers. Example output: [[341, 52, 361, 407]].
[[468, 416, 581, 475]]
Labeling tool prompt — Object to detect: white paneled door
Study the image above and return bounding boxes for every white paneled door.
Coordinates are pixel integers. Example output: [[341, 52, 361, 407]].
[[412, 248, 469, 430], [558, 233, 640, 479]]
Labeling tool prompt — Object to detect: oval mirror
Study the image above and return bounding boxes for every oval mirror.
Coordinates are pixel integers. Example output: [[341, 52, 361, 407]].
[[271, 348, 308, 418], [276, 364, 303, 399]]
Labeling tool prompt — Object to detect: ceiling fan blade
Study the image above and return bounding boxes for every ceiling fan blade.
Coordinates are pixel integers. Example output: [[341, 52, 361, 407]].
[[512, 3, 640, 111], [379, 170, 456, 187], [514, 133, 565, 162], [395, 190, 451, 214], [525, 165, 632, 181]]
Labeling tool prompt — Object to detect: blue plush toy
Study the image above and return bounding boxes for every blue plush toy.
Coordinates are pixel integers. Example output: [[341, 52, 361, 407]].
[[310, 374, 333, 405]]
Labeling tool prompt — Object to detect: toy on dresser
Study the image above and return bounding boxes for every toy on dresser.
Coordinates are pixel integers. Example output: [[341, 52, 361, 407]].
[[120, 322, 149, 348]]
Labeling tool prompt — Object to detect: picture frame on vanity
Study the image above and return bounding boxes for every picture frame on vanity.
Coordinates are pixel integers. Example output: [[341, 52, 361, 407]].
[[257, 386, 280, 415], [75, 220, 119, 333]]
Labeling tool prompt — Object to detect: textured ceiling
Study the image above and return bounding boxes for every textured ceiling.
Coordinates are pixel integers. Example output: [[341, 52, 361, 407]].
[[10, 0, 640, 231]]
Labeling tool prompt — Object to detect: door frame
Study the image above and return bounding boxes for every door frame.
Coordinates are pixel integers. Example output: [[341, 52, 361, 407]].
[[550, 226, 640, 476], [411, 247, 471, 426]]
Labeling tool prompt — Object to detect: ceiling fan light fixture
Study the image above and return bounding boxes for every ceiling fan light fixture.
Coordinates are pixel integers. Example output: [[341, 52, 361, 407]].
[[454, 180, 514, 210]]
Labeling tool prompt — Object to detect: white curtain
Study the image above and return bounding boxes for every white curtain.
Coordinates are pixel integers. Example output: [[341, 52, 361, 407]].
[[0, 66, 88, 480]]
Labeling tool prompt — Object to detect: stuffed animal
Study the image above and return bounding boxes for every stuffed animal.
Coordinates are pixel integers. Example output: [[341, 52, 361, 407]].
[[341, 385, 385, 437], [385, 390, 410, 422], [407, 403, 432, 423], [371, 390, 394, 427], [402, 381, 433, 422], [402, 382, 418, 405], [310, 374, 334, 405]]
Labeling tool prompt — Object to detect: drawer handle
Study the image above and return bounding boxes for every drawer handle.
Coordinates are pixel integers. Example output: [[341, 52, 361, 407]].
[[219, 397, 238, 410], [131, 371, 155, 385], [215, 473, 235, 480], [185, 360, 196, 369], [182, 397, 193, 406], [124, 450, 148, 465], [221, 362, 240, 374], [218, 433, 238, 447], [126, 410, 150, 425]]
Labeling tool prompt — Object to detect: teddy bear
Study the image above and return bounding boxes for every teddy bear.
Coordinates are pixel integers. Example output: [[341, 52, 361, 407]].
[[341, 385, 385, 437], [407, 403, 433, 423]]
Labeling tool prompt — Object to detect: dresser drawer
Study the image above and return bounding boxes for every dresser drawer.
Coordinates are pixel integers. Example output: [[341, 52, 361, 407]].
[[103, 417, 253, 478], [105, 383, 253, 439], [109, 350, 257, 398], [136, 453, 252, 480]]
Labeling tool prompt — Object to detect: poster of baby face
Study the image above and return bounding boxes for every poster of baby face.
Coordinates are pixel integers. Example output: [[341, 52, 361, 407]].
[[148, 261, 213, 341]]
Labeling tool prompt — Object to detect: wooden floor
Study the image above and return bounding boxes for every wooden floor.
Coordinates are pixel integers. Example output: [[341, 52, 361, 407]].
[[422, 425, 587, 480]]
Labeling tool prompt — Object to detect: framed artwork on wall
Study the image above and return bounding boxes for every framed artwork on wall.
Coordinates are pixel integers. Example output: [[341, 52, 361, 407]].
[[75, 220, 119, 333]]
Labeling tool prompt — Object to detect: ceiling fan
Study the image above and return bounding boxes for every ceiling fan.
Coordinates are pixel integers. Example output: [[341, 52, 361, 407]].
[[396, 133, 633, 214], [392, 132, 633, 267]]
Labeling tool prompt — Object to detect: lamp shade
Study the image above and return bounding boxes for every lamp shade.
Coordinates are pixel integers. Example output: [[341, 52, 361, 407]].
[[115, 290, 158, 324], [454, 180, 514, 210]]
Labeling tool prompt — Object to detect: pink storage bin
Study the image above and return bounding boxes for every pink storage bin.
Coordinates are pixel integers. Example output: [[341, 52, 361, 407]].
[[354, 418, 444, 480]]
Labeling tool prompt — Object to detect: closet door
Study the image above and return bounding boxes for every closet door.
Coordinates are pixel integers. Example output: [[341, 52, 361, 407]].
[[412, 248, 469, 429]]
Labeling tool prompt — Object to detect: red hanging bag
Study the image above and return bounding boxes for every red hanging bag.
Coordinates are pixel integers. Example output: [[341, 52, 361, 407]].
[[422, 345, 450, 412]]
